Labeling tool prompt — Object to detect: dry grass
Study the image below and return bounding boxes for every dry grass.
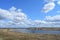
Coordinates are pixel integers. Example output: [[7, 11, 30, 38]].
[[0, 29, 60, 40]]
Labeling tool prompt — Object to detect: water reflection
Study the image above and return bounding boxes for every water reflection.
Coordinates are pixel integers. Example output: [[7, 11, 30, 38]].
[[12, 29, 60, 34]]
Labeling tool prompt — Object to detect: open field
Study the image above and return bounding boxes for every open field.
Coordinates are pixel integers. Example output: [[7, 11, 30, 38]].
[[0, 29, 60, 40]]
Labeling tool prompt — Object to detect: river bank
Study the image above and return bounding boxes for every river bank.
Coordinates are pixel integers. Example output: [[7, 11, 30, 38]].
[[0, 29, 60, 40], [27, 27, 60, 31]]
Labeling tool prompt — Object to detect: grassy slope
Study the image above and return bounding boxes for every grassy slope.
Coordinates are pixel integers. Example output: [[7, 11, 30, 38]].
[[0, 29, 60, 40]]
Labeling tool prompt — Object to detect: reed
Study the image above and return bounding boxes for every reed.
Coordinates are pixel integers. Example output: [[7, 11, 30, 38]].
[[0, 29, 60, 40]]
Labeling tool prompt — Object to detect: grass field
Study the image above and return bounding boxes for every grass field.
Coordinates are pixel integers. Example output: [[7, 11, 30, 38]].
[[0, 29, 60, 40]]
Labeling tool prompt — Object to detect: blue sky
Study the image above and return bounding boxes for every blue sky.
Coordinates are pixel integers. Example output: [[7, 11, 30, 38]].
[[0, 0, 45, 20], [0, 0, 60, 28], [0, 0, 60, 20]]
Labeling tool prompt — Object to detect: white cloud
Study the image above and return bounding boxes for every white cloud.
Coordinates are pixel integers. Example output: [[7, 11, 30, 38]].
[[42, 0, 56, 13], [42, 2, 55, 13], [9, 6, 16, 11], [44, 15, 60, 27], [0, 6, 31, 28], [45, 15, 60, 21], [40, 0, 60, 27], [0, 6, 60, 28], [31, 15, 60, 27], [57, 0, 60, 5], [44, 0, 56, 3], [57, 11, 60, 13], [42, 0, 60, 13]]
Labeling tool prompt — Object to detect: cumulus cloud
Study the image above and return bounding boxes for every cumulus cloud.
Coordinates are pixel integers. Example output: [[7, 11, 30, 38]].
[[57, 0, 60, 5], [57, 1, 60, 5], [45, 15, 60, 21], [0, 6, 60, 28], [42, 2, 55, 13], [42, 0, 60, 13], [45, 15, 60, 27], [29, 15, 60, 27], [42, 0, 55, 13], [0, 7, 32, 28], [40, 0, 60, 27]]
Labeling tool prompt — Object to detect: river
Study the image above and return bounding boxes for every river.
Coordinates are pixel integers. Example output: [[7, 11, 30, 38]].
[[12, 29, 60, 34]]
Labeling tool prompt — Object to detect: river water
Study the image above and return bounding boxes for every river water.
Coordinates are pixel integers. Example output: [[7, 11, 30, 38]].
[[12, 29, 60, 34]]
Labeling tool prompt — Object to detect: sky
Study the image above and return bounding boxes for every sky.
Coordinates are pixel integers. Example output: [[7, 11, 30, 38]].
[[0, 0, 44, 20], [0, 0, 60, 28]]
